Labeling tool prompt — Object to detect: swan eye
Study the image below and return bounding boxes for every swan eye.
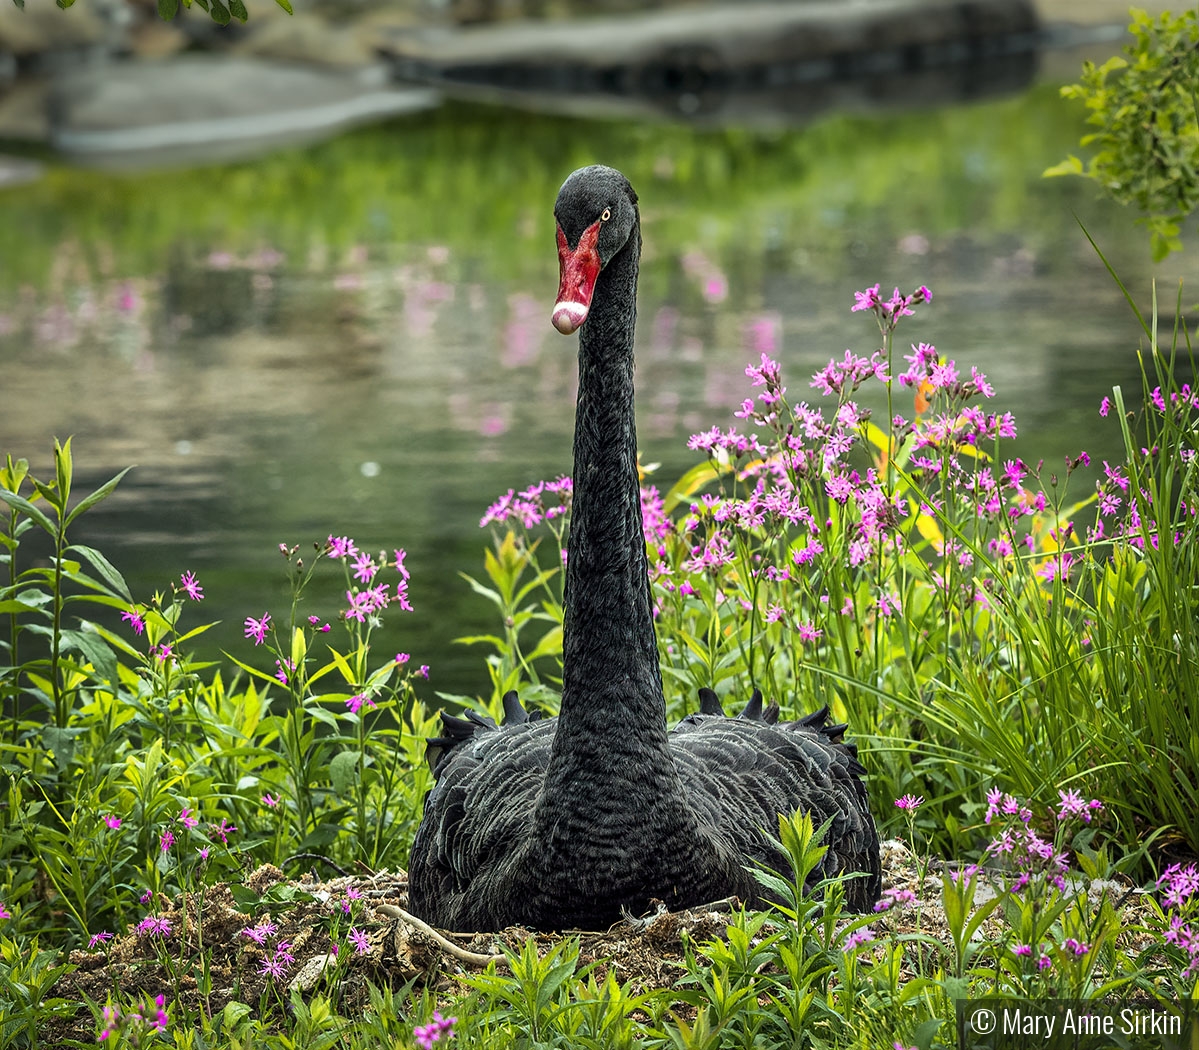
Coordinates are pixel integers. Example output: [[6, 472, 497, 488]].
[[601, 208, 611, 222]]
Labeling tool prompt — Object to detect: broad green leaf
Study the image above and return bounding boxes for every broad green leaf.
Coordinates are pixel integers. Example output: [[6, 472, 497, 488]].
[[1042, 156, 1084, 178], [157, 0, 179, 16], [223, 651, 282, 686], [526, 624, 563, 663], [60, 627, 119, 690], [66, 544, 133, 602], [228, 0, 247, 20], [0, 488, 56, 537], [64, 466, 132, 528], [274, 0, 293, 11], [329, 750, 360, 795]]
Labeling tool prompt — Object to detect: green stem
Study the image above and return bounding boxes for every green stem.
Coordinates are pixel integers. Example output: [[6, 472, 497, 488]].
[[51, 518, 66, 728], [6, 504, 18, 744]]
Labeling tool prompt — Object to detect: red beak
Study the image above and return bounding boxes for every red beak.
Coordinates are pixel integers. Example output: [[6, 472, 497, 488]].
[[552, 220, 602, 335]]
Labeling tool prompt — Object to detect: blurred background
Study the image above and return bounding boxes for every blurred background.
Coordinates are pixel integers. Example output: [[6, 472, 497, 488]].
[[0, 0, 1193, 697]]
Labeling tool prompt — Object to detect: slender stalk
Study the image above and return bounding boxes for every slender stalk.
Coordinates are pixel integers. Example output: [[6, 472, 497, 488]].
[[51, 517, 66, 728]]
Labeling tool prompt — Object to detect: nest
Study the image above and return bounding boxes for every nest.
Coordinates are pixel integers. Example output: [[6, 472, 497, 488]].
[[46, 840, 1160, 1043]]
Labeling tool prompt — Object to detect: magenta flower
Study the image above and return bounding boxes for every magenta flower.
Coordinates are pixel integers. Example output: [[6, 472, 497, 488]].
[[136, 915, 172, 938], [179, 571, 204, 601], [159, 829, 174, 854], [395, 578, 414, 612], [414, 1011, 458, 1050], [240, 918, 279, 944], [418, 665, 430, 679], [1157, 863, 1199, 909], [1012, 943, 1032, 957], [351, 552, 378, 583], [1056, 789, 1103, 823], [209, 817, 238, 844], [872, 887, 917, 912], [1099, 395, 1111, 417], [894, 794, 924, 811], [262, 793, 279, 808], [349, 926, 371, 956], [88, 930, 113, 950], [103, 815, 122, 830], [99, 1002, 119, 1042], [341, 884, 364, 915], [395, 548, 410, 580], [797, 622, 822, 643], [256, 940, 296, 980], [851, 284, 881, 313], [244, 613, 271, 645], [179, 808, 198, 829], [0, 902, 10, 920], [327, 535, 358, 559], [842, 927, 875, 951], [121, 610, 145, 635], [345, 694, 376, 715]]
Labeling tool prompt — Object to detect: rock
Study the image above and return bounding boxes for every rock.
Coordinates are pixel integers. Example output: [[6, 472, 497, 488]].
[[127, 18, 189, 59], [0, 0, 127, 58], [48, 54, 440, 167], [0, 77, 49, 142], [381, 0, 1041, 128], [231, 9, 376, 69]]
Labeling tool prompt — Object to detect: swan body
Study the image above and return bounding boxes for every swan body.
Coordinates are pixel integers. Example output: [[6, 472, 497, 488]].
[[408, 166, 881, 931]]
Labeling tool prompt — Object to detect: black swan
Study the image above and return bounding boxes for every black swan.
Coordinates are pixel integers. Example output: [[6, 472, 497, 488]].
[[407, 165, 881, 932]]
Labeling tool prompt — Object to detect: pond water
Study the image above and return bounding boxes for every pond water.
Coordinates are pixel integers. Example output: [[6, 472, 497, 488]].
[[1, 88, 1196, 699]]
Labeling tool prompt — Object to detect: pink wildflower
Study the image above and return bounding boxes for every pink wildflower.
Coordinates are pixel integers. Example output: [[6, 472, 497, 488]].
[[179, 571, 204, 601]]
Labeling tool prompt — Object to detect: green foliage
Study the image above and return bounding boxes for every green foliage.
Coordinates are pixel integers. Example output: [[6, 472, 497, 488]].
[[0, 937, 75, 1048], [1, 236, 1198, 1045], [0, 448, 435, 950], [1047, 8, 1199, 260]]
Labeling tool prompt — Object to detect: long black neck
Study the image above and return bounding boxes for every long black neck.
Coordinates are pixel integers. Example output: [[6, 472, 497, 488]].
[[553, 221, 668, 747]]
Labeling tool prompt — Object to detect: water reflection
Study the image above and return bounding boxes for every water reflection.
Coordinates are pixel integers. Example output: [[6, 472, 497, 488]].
[[0, 94, 1194, 698]]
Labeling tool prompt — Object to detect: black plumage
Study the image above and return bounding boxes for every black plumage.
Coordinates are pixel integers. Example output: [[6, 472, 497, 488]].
[[407, 165, 881, 931]]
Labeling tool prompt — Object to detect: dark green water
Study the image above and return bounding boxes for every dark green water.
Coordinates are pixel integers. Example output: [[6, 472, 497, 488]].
[[1, 90, 1194, 698]]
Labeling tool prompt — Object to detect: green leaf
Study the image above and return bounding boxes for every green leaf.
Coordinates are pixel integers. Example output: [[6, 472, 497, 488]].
[[157, 0, 179, 17], [10, 0, 26, 10], [228, 0, 247, 20], [229, 885, 261, 912], [210, 0, 231, 24], [60, 627, 119, 690], [64, 466, 132, 528], [223, 651, 283, 686], [1042, 156, 1084, 178], [54, 437, 73, 508], [66, 544, 133, 602], [274, 0, 293, 12], [329, 750, 360, 795], [0, 488, 57, 537]]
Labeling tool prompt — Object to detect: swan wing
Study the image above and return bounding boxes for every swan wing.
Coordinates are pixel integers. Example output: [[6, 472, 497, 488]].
[[408, 713, 556, 929], [668, 709, 881, 911]]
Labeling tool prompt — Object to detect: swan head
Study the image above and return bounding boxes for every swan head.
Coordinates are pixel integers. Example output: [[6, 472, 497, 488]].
[[551, 165, 638, 335]]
